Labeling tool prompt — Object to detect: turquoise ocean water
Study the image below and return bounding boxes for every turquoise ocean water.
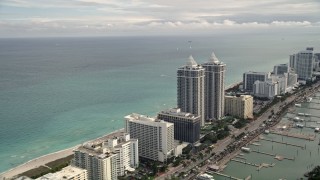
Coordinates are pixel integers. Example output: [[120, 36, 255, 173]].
[[0, 33, 319, 173]]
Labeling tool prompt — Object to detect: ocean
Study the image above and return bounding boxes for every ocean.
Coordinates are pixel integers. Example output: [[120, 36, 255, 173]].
[[0, 33, 319, 173]]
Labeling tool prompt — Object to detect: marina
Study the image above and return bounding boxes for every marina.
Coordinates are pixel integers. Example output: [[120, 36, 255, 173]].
[[212, 92, 320, 180]]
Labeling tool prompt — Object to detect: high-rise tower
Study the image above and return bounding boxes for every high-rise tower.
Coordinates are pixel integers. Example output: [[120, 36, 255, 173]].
[[177, 55, 205, 126], [202, 52, 226, 121]]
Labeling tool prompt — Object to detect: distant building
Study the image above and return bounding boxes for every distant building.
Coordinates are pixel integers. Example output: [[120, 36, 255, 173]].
[[177, 55, 205, 126], [286, 71, 298, 87], [36, 166, 87, 180], [273, 64, 288, 75], [271, 74, 287, 94], [157, 108, 200, 143], [73, 145, 118, 180], [253, 80, 279, 99], [243, 71, 270, 92], [290, 48, 314, 80], [202, 52, 226, 121], [125, 113, 175, 162], [225, 95, 253, 119]]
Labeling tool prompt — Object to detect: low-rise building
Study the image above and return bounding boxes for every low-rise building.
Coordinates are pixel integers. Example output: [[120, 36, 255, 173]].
[[36, 166, 87, 180], [225, 95, 253, 119]]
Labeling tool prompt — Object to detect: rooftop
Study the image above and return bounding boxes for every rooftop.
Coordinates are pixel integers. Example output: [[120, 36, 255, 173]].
[[36, 166, 86, 180], [159, 108, 199, 119], [76, 144, 116, 159]]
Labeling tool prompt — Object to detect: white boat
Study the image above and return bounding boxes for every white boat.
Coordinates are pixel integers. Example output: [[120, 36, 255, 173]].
[[315, 127, 320, 132], [264, 130, 270, 134], [307, 97, 312, 102], [241, 147, 251, 152], [295, 104, 302, 107]]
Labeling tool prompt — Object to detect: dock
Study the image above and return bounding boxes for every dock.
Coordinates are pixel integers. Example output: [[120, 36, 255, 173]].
[[207, 170, 242, 180], [230, 159, 275, 171], [259, 137, 304, 149], [270, 130, 315, 141], [231, 159, 259, 167], [251, 150, 294, 161]]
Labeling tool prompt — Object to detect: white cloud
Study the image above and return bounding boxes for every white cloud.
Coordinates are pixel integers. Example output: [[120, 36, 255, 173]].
[[1, 0, 319, 36]]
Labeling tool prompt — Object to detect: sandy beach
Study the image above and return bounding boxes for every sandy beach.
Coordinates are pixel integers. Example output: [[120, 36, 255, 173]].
[[0, 128, 124, 179]]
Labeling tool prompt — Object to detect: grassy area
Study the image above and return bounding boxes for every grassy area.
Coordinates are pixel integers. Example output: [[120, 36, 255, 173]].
[[18, 155, 73, 179]]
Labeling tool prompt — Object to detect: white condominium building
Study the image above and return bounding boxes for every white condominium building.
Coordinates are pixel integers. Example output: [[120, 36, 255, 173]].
[[103, 133, 139, 176], [202, 52, 226, 121], [225, 95, 253, 119], [73, 144, 118, 180], [125, 113, 174, 162], [36, 166, 87, 180], [177, 55, 205, 126], [253, 80, 279, 99], [290, 48, 314, 80]]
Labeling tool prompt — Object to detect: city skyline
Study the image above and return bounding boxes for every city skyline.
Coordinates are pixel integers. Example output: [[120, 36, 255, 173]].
[[1, 0, 320, 37]]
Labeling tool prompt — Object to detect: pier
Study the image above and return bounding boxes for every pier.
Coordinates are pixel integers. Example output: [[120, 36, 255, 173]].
[[251, 150, 295, 161], [270, 130, 315, 141], [230, 158, 275, 171], [259, 137, 304, 149], [231, 159, 259, 167], [207, 170, 242, 180]]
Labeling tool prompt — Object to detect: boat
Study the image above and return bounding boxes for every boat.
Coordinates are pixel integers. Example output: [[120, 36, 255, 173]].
[[241, 147, 251, 152], [307, 97, 312, 102], [315, 127, 320, 132], [295, 123, 304, 128], [295, 104, 302, 107], [293, 117, 304, 122], [264, 130, 270, 134]]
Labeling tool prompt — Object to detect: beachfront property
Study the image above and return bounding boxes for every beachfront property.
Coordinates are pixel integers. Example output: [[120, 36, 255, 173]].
[[157, 108, 200, 143], [243, 71, 270, 92], [273, 64, 289, 75], [225, 95, 253, 119], [102, 133, 139, 176], [253, 80, 279, 99], [202, 52, 226, 121], [73, 145, 118, 180], [290, 48, 314, 81], [125, 113, 175, 162], [35, 165, 87, 180], [177, 55, 205, 126], [72, 133, 139, 179]]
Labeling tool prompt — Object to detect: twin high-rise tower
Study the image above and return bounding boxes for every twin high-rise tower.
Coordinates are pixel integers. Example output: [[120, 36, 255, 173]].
[[177, 52, 226, 126]]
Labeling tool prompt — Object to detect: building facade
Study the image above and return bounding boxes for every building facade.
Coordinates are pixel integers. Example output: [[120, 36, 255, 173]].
[[36, 166, 87, 180], [125, 113, 175, 162], [177, 55, 205, 126], [273, 64, 288, 75], [291, 48, 314, 80], [73, 145, 118, 180], [157, 108, 200, 143], [243, 71, 270, 92], [202, 52, 226, 121], [253, 80, 279, 99], [225, 95, 253, 119], [103, 133, 139, 176]]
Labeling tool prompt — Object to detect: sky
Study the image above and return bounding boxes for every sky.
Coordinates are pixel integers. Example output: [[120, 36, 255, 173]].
[[1, 0, 320, 37]]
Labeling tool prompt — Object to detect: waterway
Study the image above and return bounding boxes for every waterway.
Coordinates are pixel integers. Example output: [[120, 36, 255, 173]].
[[215, 93, 320, 180]]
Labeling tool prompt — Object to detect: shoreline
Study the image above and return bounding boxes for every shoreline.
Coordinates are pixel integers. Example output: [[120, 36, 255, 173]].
[[0, 128, 124, 179]]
